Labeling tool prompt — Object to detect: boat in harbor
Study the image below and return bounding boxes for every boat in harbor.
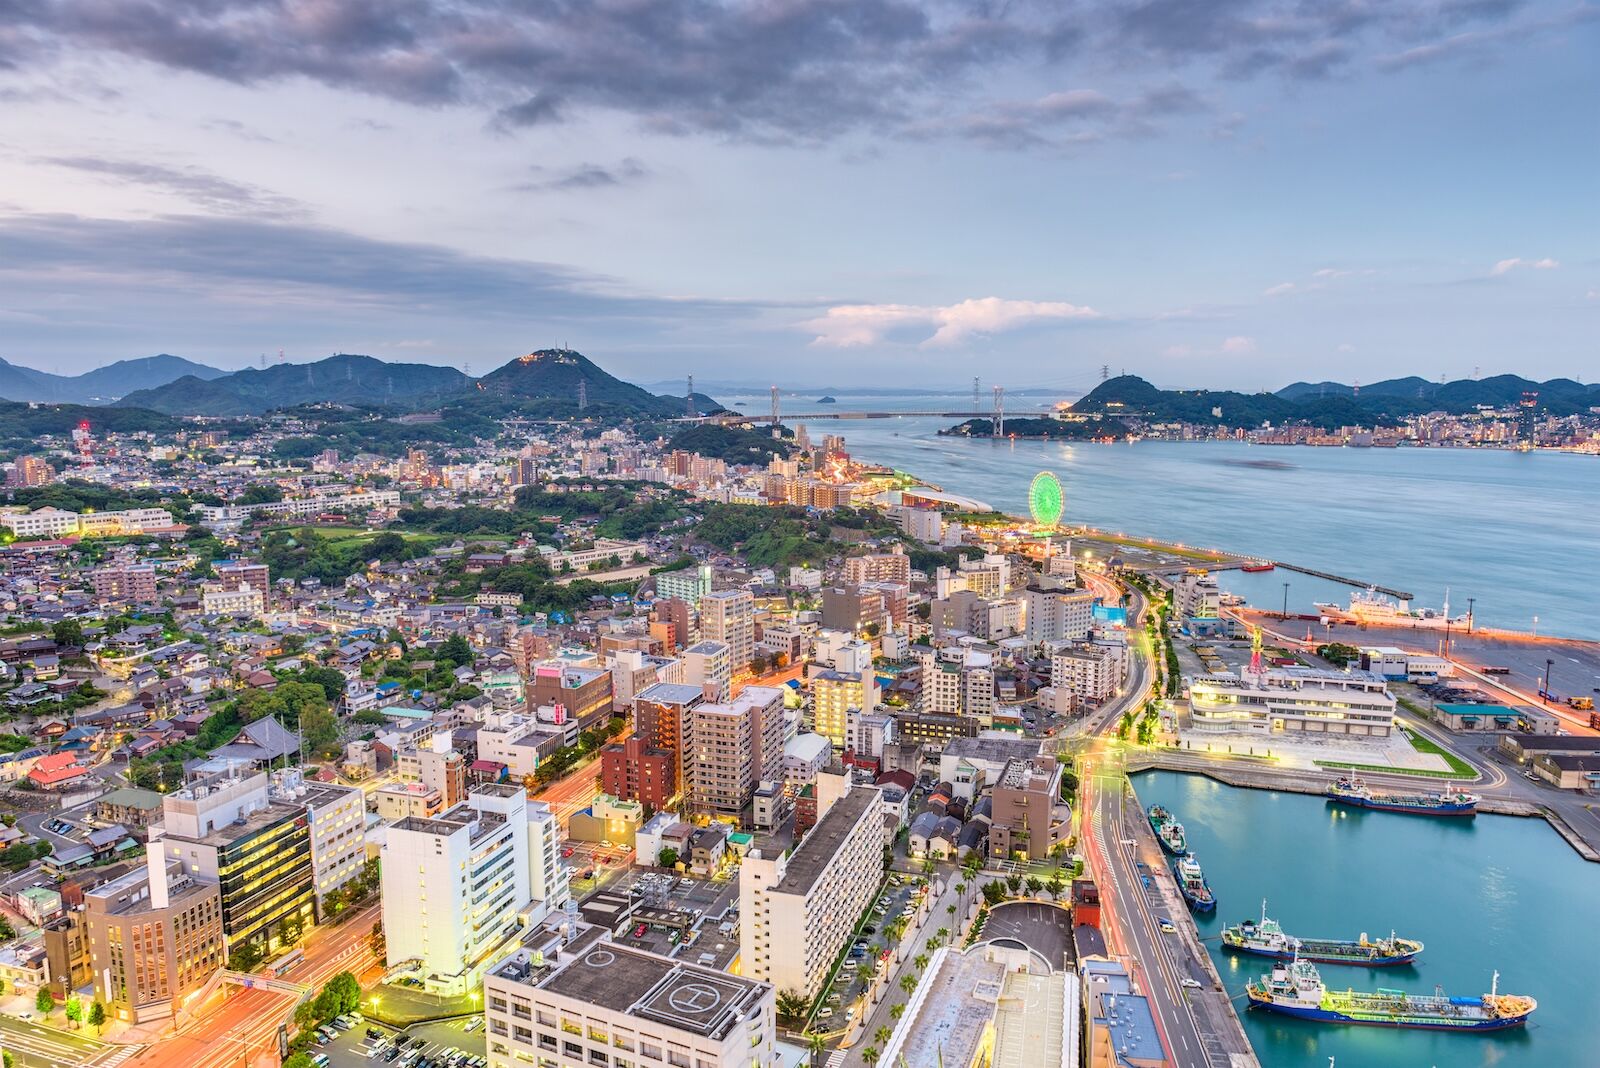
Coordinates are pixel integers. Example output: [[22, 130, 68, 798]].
[[1326, 776, 1479, 817], [1147, 805, 1188, 855], [1222, 903, 1423, 966], [1240, 561, 1275, 572], [1245, 960, 1535, 1031], [1313, 587, 1470, 630], [1172, 854, 1215, 912]]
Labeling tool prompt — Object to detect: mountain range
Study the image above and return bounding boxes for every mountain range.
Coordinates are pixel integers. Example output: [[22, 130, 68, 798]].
[[109, 348, 713, 418], [1074, 373, 1600, 428], [0, 355, 225, 404]]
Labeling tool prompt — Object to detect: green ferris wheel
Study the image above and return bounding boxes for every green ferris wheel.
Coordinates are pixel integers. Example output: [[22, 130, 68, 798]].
[[1029, 471, 1064, 529]]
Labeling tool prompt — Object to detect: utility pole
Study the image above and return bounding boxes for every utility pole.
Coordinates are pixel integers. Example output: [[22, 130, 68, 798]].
[[992, 386, 1005, 438], [1543, 658, 1553, 704], [770, 385, 780, 424]]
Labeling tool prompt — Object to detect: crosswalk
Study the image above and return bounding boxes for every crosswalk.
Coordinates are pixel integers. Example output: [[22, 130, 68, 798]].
[[87, 1043, 146, 1068]]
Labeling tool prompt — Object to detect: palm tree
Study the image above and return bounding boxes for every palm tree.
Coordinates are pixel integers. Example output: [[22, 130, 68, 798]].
[[913, 953, 929, 972], [936, 926, 950, 941], [900, 974, 918, 997], [807, 1032, 827, 1068], [875, 1025, 893, 1047], [925, 936, 941, 953], [946, 903, 957, 924], [862, 1047, 880, 1066], [890, 1003, 906, 1021], [776, 989, 808, 1022]]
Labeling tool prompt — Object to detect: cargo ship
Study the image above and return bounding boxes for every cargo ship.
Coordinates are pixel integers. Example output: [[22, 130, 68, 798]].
[[1146, 805, 1187, 856], [1313, 586, 1469, 630], [1171, 854, 1215, 912], [1240, 561, 1275, 572], [1222, 903, 1422, 966], [1246, 960, 1535, 1031], [1326, 776, 1478, 817]]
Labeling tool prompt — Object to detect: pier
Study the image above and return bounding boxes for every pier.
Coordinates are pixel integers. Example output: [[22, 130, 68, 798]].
[[1268, 561, 1413, 601]]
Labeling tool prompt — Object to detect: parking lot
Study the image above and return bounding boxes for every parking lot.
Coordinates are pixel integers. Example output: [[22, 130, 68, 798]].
[[810, 873, 927, 1028], [312, 1014, 487, 1068]]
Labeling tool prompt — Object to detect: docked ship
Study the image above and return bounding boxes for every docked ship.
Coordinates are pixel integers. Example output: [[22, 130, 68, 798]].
[[1326, 776, 1479, 817], [1313, 587, 1470, 630], [1240, 561, 1275, 572], [1222, 904, 1423, 966], [1171, 854, 1215, 912], [1146, 805, 1188, 855], [1246, 960, 1535, 1031]]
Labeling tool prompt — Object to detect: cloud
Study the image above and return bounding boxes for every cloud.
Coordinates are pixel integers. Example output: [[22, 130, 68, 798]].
[[0, 0, 1545, 149], [37, 156, 304, 218], [1220, 335, 1257, 354], [1263, 282, 1296, 296], [512, 158, 651, 193], [805, 297, 1101, 347], [1491, 257, 1559, 275]]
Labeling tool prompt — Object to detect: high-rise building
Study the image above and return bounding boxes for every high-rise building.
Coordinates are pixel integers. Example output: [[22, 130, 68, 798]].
[[683, 640, 732, 701], [841, 547, 911, 585], [84, 847, 224, 1024], [1049, 644, 1124, 703], [215, 561, 270, 596], [1023, 586, 1096, 643], [600, 733, 677, 810], [483, 923, 780, 1068], [655, 563, 713, 606], [380, 785, 569, 994], [812, 671, 880, 748], [986, 756, 1069, 863], [686, 686, 784, 818], [699, 589, 754, 673], [526, 663, 614, 731], [9, 455, 55, 488], [739, 783, 883, 998]]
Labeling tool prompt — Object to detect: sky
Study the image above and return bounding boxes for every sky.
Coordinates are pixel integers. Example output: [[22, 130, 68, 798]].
[[0, 0, 1596, 392]]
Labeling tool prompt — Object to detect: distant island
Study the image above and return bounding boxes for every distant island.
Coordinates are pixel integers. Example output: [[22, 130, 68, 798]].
[[941, 416, 1127, 441], [817, 395, 837, 404]]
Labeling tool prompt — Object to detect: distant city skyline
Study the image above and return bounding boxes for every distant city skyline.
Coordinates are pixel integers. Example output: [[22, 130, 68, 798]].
[[0, 2, 1595, 387]]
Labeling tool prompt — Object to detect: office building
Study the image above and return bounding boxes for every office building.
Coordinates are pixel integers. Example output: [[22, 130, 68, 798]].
[[84, 847, 224, 1023], [296, 777, 367, 908], [1049, 644, 1123, 703], [484, 923, 779, 1068], [699, 590, 754, 673], [527, 663, 614, 731], [1188, 665, 1397, 737], [380, 785, 570, 995], [739, 785, 882, 998], [987, 756, 1070, 863], [1024, 586, 1096, 644]]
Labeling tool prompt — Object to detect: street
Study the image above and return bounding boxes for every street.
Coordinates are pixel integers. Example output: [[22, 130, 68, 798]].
[[0, 1016, 138, 1068]]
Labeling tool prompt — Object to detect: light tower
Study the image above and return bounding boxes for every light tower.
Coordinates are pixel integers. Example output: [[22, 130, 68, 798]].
[[991, 385, 1005, 438], [770, 385, 780, 424]]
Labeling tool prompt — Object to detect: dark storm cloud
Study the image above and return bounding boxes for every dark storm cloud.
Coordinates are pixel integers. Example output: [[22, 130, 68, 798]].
[[0, 0, 1545, 146]]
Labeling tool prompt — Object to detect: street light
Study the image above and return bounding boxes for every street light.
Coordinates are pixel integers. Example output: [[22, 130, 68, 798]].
[[1281, 582, 1291, 621], [1543, 659, 1554, 705]]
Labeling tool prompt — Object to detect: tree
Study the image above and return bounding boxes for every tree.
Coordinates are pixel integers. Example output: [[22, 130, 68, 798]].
[[439, 634, 473, 667], [227, 941, 264, 973], [294, 1000, 320, 1033], [913, 953, 929, 972], [86, 1000, 105, 1034], [899, 974, 917, 997], [1025, 875, 1044, 897], [300, 703, 340, 756], [889, 1003, 906, 1021], [283, 1054, 316, 1068], [52, 619, 84, 649], [657, 847, 679, 869], [862, 1048, 880, 1065], [775, 989, 808, 1022], [806, 1033, 827, 1068], [1006, 873, 1024, 896], [64, 995, 82, 1028], [324, 971, 362, 1015], [875, 1025, 892, 1047], [35, 987, 55, 1014], [982, 881, 1005, 906]]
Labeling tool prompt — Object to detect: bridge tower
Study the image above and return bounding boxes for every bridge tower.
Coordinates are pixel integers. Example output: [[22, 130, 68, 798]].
[[972, 377, 980, 410], [992, 385, 1005, 438], [770, 385, 781, 424], [687, 374, 695, 417]]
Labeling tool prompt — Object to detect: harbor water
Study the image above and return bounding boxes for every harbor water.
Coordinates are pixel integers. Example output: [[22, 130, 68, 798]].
[[1131, 769, 1600, 1068], [794, 395, 1600, 639]]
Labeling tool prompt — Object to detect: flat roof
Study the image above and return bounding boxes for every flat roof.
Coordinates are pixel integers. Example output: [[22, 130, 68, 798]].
[[991, 971, 1068, 1068], [636, 682, 705, 706], [774, 786, 879, 897], [883, 948, 1006, 1068], [516, 940, 768, 1041], [980, 902, 1075, 971]]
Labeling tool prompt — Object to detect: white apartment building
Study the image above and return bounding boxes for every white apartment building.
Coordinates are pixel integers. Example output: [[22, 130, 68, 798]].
[[298, 779, 367, 907], [546, 539, 647, 572], [1023, 586, 1096, 644], [699, 590, 754, 673], [682, 640, 731, 701], [1189, 666, 1398, 737], [1049, 643, 1124, 703], [842, 547, 911, 585], [201, 586, 265, 616], [654, 564, 713, 606], [845, 710, 895, 759], [739, 784, 883, 999], [380, 785, 571, 994], [484, 924, 779, 1068], [194, 489, 400, 524]]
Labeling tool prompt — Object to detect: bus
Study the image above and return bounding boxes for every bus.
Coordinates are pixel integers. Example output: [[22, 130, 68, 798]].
[[268, 949, 305, 977]]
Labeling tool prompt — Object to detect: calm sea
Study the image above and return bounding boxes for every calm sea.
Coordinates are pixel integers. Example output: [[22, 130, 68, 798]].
[[754, 391, 1598, 640], [1133, 770, 1600, 1068]]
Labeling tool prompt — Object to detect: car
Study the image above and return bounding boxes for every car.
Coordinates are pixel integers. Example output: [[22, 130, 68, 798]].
[[1158, 920, 1177, 933], [465, 1017, 484, 1032], [411, 1038, 427, 1049], [384, 1047, 403, 1062], [312, 1056, 331, 1068], [580, 868, 595, 880], [367, 1029, 384, 1040], [862, 925, 876, 935], [633, 923, 648, 938], [826, 993, 842, 1004], [1180, 978, 1203, 989], [816, 1008, 834, 1019], [562, 846, 574, 857]]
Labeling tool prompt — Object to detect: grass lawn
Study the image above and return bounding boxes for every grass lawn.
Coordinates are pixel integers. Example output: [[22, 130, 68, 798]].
[[1314, 757, 1476, 780], [1399, 725, 1477, 777]]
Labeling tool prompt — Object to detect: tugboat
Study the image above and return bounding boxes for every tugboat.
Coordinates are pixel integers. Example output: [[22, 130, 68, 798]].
[[1171, 854, 1215, 913], [1246, 960, 1535, 1031], [1326, 776, 1478, 817], [1223, 902, 1423, 966], [1146, 805, 1188, 855]]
